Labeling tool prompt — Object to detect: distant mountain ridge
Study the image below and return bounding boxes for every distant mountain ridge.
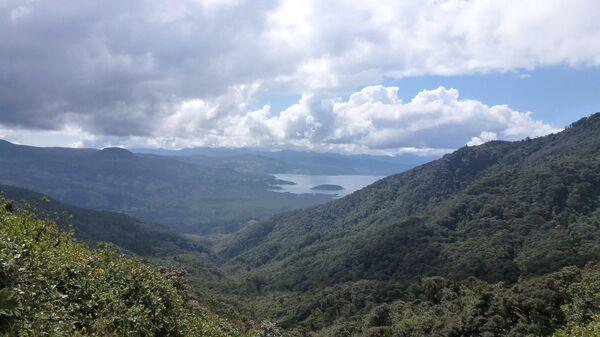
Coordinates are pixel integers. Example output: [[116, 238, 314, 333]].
[[132, 147, 437, 175], [0, 140, 332, 234], [0, 139, 432, 233]]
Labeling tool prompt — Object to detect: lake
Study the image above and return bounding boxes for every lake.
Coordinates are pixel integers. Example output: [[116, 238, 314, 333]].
[[270, 174, 385, 197]]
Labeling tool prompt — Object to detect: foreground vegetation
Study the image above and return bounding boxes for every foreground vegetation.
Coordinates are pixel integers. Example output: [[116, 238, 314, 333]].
[[0, 198, 248, 337]]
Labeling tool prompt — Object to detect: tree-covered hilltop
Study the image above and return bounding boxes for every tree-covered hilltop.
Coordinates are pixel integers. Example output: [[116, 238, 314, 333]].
[[219, 113, 600, 334], [0, 198, 253, 337]]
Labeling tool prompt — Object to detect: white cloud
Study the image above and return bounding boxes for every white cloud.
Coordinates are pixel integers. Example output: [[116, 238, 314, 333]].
[[150, 85, 561, 153], [2, 86, 559, 154], [468, 131, 498, 146], [265, 0, 600, 91], [0, 0, 592, 149]]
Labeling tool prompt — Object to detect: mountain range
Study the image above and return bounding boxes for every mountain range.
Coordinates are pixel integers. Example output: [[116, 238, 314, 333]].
[[0, 141, 326, 233], [0, 140, 429, 234], [1, 114, 600, 336], [131, 147, 437, 175]]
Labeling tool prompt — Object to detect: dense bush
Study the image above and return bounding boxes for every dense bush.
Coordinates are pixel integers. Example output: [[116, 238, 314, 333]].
[[299, 264, 599, 337], [0, 199, 248, 337]]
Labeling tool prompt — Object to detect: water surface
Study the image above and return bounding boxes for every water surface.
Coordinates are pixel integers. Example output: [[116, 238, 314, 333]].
[[271, 174, 384, 197]]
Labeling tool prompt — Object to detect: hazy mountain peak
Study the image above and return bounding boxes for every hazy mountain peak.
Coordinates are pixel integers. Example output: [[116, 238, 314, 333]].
[[0, 139, 18, 149], [94, 147, 136, 160]]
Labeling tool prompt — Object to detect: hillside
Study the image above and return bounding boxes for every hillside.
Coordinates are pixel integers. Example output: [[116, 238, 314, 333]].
[[0, 197, 250, 337], [220, 113, 600, 334], [0, 141, 330, 234], [0, 184, 204, 256], [0, 185, 256, 330]]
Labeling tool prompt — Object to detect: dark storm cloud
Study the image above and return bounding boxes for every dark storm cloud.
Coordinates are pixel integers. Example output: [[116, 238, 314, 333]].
[[0, 0, 287, 135]]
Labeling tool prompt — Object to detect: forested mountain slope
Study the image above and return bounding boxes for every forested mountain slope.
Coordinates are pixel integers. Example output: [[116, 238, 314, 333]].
[[0, 141, 330, 234], [220, 113, 600, 333], [0, 185, 204, 256]]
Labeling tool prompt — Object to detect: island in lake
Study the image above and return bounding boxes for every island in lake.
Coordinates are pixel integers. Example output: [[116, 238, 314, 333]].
[[310, 184, 343, 191], [273, 179, 297, 185]]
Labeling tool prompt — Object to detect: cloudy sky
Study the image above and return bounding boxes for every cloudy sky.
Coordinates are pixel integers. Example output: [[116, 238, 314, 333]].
[[1, 0, 599, 155]]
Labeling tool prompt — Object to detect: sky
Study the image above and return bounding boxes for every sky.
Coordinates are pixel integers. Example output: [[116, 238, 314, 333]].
[[1, 0, 600, 155]]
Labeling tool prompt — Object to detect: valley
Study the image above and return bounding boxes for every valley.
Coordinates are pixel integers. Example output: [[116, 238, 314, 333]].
[[0, 141, 415, 234], [3, 2, 599, 336], [1, 114, 599, 336]]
